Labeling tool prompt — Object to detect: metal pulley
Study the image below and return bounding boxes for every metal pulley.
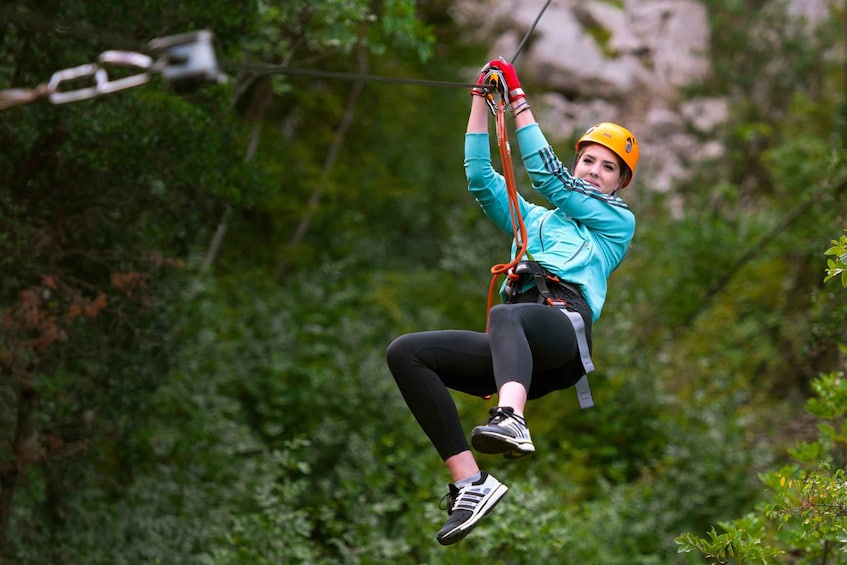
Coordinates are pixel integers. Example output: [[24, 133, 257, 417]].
[[482, 68, 506, 115], [149, 30, 228, 92]]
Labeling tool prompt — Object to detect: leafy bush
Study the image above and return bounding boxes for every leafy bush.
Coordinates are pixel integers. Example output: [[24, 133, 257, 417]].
[[675, 360, 847, 564], [676, 231, 847, 563]]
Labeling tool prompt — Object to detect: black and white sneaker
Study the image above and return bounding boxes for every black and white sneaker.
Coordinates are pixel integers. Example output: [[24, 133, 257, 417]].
[[436, 471, 508, 546], [471, 406, 535, 459]]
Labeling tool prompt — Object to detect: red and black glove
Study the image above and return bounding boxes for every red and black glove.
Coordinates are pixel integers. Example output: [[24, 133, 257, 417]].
[[482, 57, 525, 106]]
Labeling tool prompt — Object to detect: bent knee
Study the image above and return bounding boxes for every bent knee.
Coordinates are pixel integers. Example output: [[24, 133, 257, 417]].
[[487, 303, 522, 327], [385, 333, 416, 367]]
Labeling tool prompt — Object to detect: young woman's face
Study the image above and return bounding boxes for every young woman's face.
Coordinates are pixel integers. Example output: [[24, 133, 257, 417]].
[[573, 143, 624, 194]]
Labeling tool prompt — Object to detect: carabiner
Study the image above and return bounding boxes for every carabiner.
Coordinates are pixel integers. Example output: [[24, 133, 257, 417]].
[[97, 51, 153, 95], [47, 63, 106, 104], [482, 69, 506, 115]]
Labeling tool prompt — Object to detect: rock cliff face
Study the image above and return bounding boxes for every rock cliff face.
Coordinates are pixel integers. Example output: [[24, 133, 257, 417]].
[[452, 0, 828, 200]]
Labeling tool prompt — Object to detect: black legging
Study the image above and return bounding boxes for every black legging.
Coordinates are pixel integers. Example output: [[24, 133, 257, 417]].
[[385, 299, 592, 461]]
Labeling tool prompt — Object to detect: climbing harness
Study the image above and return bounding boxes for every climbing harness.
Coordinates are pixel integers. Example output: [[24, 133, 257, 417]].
[[504, 261, 596, 409]]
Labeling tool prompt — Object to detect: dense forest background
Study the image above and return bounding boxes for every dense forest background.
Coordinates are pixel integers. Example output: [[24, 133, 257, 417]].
[[0, 0, 845, 563]]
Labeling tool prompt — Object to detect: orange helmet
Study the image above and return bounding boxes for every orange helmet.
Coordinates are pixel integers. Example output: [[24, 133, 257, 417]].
[[575, 122, 639, 188]]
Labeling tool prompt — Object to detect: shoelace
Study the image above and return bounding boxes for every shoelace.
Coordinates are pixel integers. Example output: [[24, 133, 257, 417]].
[[440, 482, 488, 515], [439, 484, 459, 515], [453, 485, 487, 513], [488, 407, 526, 427]]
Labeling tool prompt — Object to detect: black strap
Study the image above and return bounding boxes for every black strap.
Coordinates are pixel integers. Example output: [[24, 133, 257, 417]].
[[506, 261, 581, 307]]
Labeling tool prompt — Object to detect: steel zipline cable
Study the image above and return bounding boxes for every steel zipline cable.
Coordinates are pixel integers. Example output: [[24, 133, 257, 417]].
[[510, 0, 552, 64], [221, 60, 484, 91]]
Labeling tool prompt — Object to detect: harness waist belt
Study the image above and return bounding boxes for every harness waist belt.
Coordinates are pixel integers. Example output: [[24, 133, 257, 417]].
[[509, 260, 582, 299]]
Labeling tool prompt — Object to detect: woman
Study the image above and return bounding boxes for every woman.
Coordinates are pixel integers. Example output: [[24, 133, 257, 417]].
[[385, 58, 639, 546]]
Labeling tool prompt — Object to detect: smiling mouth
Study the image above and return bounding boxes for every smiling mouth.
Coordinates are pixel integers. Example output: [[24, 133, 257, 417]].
[[583, 178, 600, 188]]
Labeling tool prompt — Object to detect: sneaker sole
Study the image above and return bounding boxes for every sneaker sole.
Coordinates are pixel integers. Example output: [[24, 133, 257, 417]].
[[471, 429, 535, 456], [436, 483, 509, 546]]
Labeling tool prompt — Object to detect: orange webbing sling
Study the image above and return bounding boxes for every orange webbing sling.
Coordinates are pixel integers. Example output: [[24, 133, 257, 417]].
[[484, 76, 528, 332]]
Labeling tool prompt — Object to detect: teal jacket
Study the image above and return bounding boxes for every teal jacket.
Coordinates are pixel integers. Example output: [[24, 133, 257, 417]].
[[465, 123, 636, 322]]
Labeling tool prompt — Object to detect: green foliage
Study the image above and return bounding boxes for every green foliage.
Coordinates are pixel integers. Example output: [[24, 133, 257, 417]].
[[245, 0, 433, 62], [676, 359, 847, 563], [825, 230, 847, 287], [702, 0, 843, 203], [675, 516, 784, 564], [675, 225, 847, 562]]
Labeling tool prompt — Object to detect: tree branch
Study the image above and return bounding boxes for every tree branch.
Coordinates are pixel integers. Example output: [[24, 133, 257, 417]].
[[276, 43, 369, 281]]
